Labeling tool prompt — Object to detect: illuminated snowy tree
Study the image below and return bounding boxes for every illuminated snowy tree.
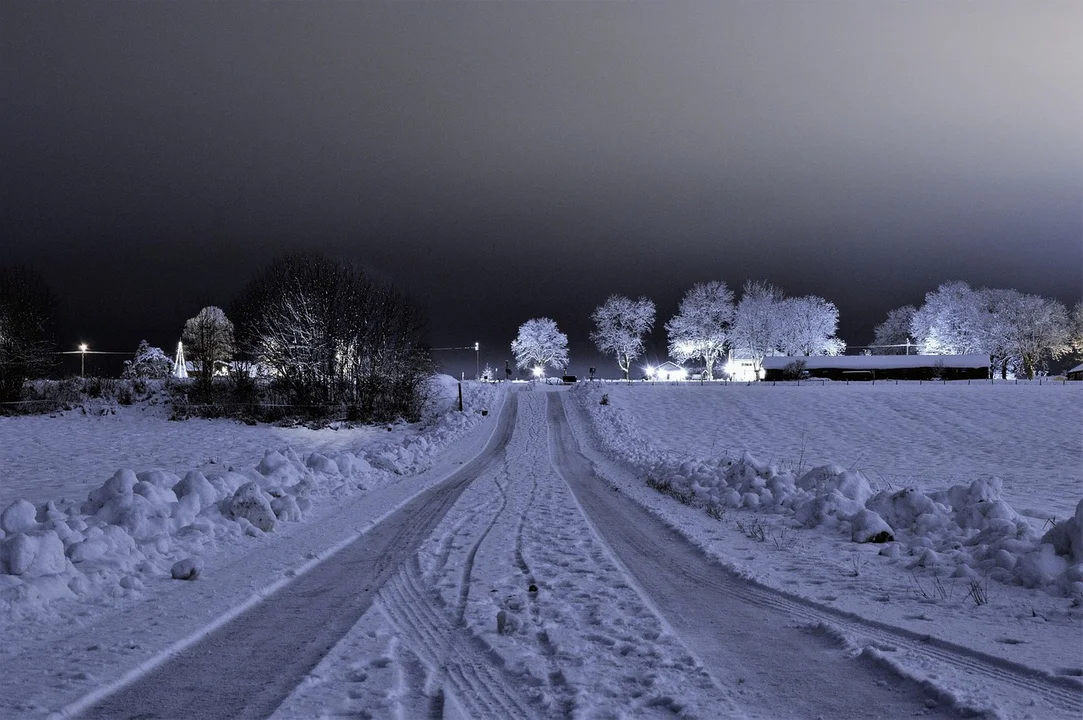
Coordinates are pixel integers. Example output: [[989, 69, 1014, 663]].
[[511, 318, 568, 374], [732, 280, 785, 377], [776, 296, 845, 357], [665, 281, 734, 380], [591, 295, 656, 380]]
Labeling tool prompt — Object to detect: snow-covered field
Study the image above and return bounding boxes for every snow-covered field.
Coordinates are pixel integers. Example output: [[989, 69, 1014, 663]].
[[602, 380, 1082, 523], [1, 378, 1080, 718]]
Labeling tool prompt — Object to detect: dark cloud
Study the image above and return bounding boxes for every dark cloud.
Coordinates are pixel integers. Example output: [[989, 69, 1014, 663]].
[[3, 1, 1080, 378]]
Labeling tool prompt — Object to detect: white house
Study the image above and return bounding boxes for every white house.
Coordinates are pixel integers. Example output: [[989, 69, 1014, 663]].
[[723, 350, 763, 382], [646, 361, 688, 381]]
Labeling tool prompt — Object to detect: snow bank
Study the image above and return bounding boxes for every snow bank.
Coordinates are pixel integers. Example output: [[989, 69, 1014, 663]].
[[0, 382, 504, 612], [573, 384, 1083, 599]]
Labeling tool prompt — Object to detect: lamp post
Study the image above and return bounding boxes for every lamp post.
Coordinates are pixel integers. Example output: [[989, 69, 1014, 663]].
[[474, 342, 479, 380], [78, 343, 88, 379]]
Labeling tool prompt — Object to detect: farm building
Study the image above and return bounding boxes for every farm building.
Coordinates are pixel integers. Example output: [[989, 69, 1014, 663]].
[[761, 354, 990, 381], [1068, 363, 1083, 381]]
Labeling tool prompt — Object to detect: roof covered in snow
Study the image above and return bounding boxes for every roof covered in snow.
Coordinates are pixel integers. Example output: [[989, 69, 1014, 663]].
[[761, 354, 990, 370]]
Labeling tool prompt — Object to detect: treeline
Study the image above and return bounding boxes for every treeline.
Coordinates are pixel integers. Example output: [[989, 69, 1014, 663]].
[[0, 254, 432, 420], [873, 282, 1083, 379], [512, 279, 1083, 381]]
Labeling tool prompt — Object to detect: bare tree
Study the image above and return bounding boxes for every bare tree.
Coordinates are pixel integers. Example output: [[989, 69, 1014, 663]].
[[511, 318, 569, 374], [664, 281, 734, 380], [732, 280, 785, 378], [591, 295, 655, 380], [0, 266, 59, 402], [233, 252, 431, 419], [777, 295, 845, 356], [182, 306, 235, 383], [872, 305, 916, 354]]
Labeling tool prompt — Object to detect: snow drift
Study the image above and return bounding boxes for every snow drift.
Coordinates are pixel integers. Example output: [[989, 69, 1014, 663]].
[[0, 382, 503, 612], [573, 384, 1083, 599]]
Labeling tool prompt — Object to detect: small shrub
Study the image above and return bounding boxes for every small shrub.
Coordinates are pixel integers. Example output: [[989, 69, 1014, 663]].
[[782, 360, 807, 380], [600, 393, 609, 406], [116, 383, 133, 406], [736, 517, 767, 542], [705, 504, 726, 521]]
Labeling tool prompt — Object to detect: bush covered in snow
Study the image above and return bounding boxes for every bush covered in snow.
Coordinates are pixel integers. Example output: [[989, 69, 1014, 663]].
[[573, 383, 1083, 599], [122, 340, 174, 380]]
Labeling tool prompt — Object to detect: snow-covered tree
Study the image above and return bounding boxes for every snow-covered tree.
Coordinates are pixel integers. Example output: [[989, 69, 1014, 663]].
[[987, 291, 1069, 379], [122, 340, 173, 379], [511, 318, 568, 373], [1069, 300, 1083, 359], [909, 281, 985, 355], [664, 281, 734, 380], [871, 305, 916, 354], [731, 280, 785, 377], [776, 295, 845, 356], [181, 306, 235, 382], [591, 295, 656, 380]]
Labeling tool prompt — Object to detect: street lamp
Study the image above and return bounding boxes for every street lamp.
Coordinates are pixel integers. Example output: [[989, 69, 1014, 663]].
[[474, 342, 479, 380], [78, 343, 88, 379]]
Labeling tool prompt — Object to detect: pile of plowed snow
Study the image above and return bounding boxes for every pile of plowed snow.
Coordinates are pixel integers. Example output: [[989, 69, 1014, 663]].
[[0, 379, 503, 612], [574, 384, 1083, 598]]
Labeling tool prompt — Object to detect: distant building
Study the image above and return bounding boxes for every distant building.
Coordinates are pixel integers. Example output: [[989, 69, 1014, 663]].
[[761, 354, 990, 381], [647, 361, 688, 381], [1067, 363, 1083, 381], [723, 350, 763, 382]]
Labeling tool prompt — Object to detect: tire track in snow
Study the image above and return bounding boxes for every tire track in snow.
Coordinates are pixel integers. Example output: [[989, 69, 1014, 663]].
[[381, 401, 550, 717], [554, 391, 1083, 718], [70, 393, 519, 720], [377, 559, 538, 719]]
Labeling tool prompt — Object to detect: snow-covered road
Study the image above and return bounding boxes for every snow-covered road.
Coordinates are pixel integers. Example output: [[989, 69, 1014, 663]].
[[8, 388, 1081, 718]]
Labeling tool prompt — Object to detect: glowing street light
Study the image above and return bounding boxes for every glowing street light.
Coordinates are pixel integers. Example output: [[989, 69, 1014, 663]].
[[78, 343, 88, 379], [532, 366, 545, 379], [474, 342, 479, 380]]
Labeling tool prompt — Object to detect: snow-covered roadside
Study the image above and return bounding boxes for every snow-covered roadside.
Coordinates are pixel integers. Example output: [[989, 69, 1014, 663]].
[[567, 384, 1083, 691], [598, 380, 1083, 523], [0, 379, 504, 618]]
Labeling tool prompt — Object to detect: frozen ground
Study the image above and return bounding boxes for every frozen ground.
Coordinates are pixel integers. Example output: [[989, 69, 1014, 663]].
[[602, 380, 1083, 523], [0, 377, 477, 509], [1, 380, 1080, 718]]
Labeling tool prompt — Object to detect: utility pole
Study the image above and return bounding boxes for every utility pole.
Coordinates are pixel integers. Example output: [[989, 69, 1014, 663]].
[[474, 342, 480, 380]]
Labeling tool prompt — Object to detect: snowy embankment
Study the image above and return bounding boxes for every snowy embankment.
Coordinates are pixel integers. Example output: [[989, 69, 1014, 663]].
[[573, 383, 1083, 599], [0, 378, 503, 613]]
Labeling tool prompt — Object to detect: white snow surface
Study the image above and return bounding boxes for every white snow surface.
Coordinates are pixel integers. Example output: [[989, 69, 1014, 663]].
[[1, 379, 1081, 718], [0, 378, 503, 615], [578, 382, 1083, 597]]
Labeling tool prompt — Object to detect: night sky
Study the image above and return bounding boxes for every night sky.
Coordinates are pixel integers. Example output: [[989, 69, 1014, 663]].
[[3, 2, 1081, 379]]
